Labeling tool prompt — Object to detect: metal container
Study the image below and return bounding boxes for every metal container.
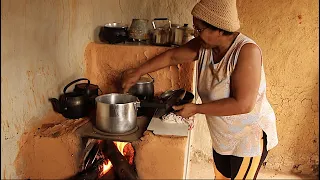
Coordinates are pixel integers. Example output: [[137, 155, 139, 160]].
[[129, 19, 149, 41], [183, 24, 195, 44], [95, 93, 139, 134], [170, 24, 185, 46], [128, 74, 154, 100], [150, 18, 171, 46], [170, 24, 195, 46]]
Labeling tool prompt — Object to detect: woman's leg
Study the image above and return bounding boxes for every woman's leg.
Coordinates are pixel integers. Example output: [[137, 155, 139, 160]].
[[212, 132, 268, 180], [212, 148, 231, 179], [232, 132, 268, 180]]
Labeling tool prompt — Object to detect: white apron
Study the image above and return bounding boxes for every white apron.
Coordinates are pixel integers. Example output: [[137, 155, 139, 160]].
[[196, 33, 278, 157]]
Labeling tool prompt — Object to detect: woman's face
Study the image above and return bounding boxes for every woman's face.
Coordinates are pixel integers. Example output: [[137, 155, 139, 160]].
[[193, 17, 221, 49]]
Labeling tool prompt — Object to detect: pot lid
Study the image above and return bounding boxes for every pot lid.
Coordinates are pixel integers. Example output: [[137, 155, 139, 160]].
[[76, 83, 98, 90], [104, 22, 128, 28], [136, 76, 154, 84]]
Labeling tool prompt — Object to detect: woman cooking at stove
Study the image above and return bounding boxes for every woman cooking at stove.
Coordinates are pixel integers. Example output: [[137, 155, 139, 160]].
[[122, 0, 278, 179]]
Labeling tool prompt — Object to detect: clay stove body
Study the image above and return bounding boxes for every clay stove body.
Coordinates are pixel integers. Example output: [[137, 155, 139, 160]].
[[70, 43, 194, 179], [75, 107, 156, 179]]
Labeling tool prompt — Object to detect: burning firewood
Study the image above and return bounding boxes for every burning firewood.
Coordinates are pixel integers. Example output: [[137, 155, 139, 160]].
[[70, 139, 138, 180], [100, 140, 138, 180], [67, 158, 104, 180]]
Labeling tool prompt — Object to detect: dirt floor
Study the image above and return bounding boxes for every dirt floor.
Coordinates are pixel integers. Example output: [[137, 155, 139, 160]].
[[187, 159, 318, 179]]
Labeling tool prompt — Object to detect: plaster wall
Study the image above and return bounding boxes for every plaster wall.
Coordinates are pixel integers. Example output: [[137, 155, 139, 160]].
[[1, 0, 318, 178], [190, 0, 319, 176], [237, 0, 319, 175], [1, 0, 198, 178], [1, 0, 122, 178]]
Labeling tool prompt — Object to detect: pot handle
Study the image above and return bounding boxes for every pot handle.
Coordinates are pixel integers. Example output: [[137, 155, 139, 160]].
[[63, 78, 90, 94], [98, 88, 103, 95]]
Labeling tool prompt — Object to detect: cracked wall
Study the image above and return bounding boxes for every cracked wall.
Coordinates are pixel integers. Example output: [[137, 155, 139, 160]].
[[1, 0, 318, 178], [237, 0, 319, 175]]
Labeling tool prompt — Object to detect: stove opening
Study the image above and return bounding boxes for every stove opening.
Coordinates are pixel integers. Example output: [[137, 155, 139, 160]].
[[71, 139, 138, 180]]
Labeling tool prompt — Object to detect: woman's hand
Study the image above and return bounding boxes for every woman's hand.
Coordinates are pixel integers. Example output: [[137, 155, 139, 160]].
[[172, 103, 198, 118], [121, 68, 141, 93]]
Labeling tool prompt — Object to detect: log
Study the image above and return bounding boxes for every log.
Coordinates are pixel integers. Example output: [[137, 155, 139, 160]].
[[100, 140, 139, 180], [68, 158, 104, 180]]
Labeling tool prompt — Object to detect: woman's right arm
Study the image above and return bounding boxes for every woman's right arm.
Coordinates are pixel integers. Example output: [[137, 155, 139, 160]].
[[122, 37, 201, 92]]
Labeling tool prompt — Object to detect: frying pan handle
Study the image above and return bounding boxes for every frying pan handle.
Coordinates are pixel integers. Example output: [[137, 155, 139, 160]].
[[137, 101, 167, 109]]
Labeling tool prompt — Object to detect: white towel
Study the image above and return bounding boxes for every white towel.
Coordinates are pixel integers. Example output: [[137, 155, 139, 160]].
[[161, 113, 194, 130]]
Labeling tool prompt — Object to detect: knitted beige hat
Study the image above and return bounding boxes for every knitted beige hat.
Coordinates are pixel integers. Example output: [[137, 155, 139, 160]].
[[191, 0, 240, 32]]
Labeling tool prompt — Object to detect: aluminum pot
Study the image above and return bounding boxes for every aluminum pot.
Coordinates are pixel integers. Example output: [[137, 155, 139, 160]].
[[95, 93, 138, 134], [95, 93, 166, 134], [128, 73, 154, 100]]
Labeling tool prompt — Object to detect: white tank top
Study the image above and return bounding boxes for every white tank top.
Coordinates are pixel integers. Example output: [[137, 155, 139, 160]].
[[196, 33, 278, 157]]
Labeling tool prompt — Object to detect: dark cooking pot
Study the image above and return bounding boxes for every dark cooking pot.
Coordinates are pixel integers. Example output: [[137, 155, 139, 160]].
[[73, 79, 102, 107], [49, 79, 90, 119], [99, 23, 129, 44]]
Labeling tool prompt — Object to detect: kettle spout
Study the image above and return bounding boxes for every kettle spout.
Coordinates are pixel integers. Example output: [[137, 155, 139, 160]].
[[49, 98, 62, 113]]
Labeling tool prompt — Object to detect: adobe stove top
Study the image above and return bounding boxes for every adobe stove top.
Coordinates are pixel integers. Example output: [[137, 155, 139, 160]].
[[77, 107, 156, 142], [77, 116, 151, 142]]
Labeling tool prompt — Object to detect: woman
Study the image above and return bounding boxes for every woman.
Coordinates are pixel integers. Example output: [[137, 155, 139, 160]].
[[122, 0, 278, 179]]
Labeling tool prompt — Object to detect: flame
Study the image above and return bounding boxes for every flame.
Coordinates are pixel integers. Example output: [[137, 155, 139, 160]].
[[115, 141, 128, 156], [102, 160, 112, 174], [100, 141, 131, 176]]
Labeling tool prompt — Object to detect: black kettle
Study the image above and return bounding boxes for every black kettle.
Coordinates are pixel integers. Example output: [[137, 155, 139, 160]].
[[49, 78, 94, 119], [73, 79, 102, 106]]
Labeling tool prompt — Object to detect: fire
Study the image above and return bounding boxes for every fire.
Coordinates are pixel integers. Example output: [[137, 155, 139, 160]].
[[100, 141, 134, 177], [102, 160, 113, 174]]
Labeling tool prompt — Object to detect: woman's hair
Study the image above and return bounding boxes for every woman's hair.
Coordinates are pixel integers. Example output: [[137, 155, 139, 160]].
[[201, 20, 233, 36]]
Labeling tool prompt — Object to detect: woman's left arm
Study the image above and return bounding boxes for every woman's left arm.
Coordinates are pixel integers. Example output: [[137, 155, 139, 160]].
[[174, 43, 262, 118]]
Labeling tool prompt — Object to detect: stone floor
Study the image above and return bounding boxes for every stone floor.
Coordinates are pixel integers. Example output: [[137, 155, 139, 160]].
[[187, 160, 317, 179]]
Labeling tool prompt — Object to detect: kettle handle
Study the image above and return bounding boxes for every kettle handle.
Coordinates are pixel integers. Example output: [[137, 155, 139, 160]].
[[154, 18, 168, 21], [152, 18, 171, 29], [63, 78, 90, 94], [147, 73, 154, 83]]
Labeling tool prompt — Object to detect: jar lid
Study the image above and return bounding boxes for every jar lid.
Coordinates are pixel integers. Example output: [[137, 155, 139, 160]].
[[136, 76, 154, 84]]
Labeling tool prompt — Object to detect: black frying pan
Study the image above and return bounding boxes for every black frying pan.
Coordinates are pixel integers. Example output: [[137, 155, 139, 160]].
[[154, 88, 186, 117]]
